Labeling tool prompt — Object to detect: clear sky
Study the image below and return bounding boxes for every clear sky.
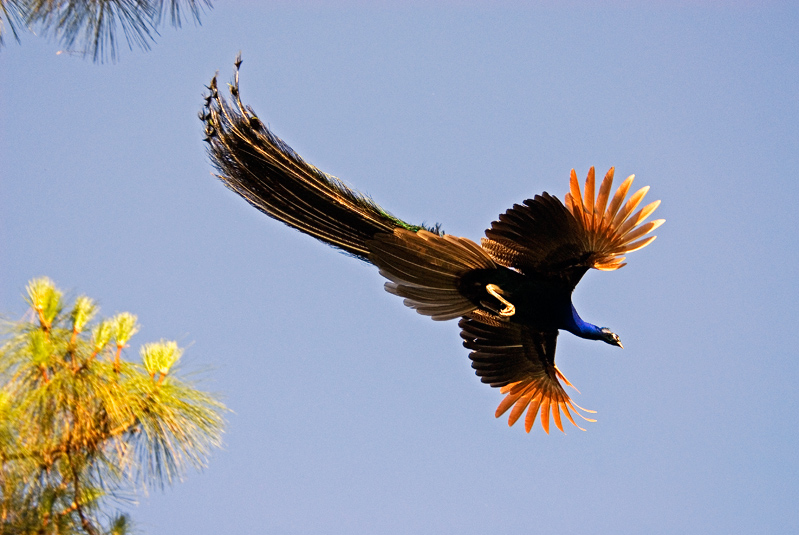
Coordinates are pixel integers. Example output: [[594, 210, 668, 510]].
[[2, 3, 798, 534]]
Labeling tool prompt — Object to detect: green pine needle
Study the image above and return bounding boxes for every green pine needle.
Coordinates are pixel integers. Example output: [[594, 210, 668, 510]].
[[1, 277, 227, 533]]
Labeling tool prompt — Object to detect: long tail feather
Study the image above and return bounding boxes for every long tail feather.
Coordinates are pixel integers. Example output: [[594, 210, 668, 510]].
[[202, 57, 438, 261]]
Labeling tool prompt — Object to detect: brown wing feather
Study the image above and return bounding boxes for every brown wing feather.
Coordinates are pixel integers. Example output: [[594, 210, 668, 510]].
[[481, 192, 590, 286], [367, 229, 497, 321], [459, 318, 596, 433], [482, 167, 663, 286]]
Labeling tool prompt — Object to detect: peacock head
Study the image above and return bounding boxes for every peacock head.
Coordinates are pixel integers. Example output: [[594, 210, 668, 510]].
[[599, 328, 623, 348]]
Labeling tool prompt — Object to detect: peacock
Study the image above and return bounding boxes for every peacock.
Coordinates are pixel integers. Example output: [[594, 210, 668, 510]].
[[201, 58, 664, 434]]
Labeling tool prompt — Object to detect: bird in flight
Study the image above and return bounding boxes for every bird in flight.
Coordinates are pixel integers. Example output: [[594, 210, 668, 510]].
[[202, 58, 664, 434]]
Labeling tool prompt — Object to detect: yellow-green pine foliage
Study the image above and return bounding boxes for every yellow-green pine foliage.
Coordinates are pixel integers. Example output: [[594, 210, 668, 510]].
[[141, 340, 183, 378], [112, 312, 139, 347], [25, 276, 62, 329], [0, 277, 227, 534], [71, 295, 97, 334]]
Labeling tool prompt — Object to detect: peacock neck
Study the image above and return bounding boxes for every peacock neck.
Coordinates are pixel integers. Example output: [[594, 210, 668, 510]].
[[564, 303, 605, 341]]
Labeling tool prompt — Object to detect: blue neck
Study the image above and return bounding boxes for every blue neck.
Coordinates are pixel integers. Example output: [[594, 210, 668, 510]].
[[564, 303, 605, 341]]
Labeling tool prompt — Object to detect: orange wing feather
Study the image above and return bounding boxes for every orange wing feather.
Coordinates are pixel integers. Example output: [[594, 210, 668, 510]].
[[494, 368, 597, 434], [565, 167, 664, 271]]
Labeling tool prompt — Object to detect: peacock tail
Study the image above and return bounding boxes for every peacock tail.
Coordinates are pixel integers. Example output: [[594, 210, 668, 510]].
[[202, 55, 439, 262]]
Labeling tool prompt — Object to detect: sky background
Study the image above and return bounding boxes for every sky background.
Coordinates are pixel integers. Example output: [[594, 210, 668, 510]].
[[2, 2, 798, 534]]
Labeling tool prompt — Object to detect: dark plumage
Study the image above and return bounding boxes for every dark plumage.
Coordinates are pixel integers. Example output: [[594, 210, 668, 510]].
[[203, 59, 664, 433]]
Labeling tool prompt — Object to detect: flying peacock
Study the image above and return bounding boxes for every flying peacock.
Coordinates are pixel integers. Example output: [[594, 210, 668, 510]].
[[201, 58, 664, 434]]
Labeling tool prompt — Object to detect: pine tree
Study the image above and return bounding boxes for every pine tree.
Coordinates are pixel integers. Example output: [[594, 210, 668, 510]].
[[0, 277, 226, 534], [0, 0, 211, 61]]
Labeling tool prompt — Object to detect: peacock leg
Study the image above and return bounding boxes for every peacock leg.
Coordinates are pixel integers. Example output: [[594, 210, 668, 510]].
[[485, 284, 516, 317]]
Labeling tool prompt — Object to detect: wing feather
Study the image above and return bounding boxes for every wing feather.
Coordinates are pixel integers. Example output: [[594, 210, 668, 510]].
[[459, 317, 593, 433], [524, 395, 542, 432], [482, 167, 663, 285], [603, 173, 634, 227], [594, 168, 614, 228], [368, 229, 497, 320], [568, 169, 586, 226], [583, 167, 595, 228]]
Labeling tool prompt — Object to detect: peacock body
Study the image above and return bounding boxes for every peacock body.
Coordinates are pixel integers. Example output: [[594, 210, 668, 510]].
[[202, 58, 664, 434]]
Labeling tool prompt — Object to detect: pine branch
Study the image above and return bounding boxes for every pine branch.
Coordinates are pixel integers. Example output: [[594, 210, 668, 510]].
[[2, 0, 213, 62], [1, 277, 227, 533]]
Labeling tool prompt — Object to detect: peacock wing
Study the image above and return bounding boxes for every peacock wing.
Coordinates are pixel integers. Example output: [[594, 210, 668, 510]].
[[564, 167, 664, 271], [367, 229, 497, 321], [481, 167, 664, 288], [459, 317, 595, 433], [481, 190, 590, 287]]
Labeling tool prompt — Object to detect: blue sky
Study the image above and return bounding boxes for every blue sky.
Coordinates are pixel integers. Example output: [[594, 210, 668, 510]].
[[2, 3, 798, 534]]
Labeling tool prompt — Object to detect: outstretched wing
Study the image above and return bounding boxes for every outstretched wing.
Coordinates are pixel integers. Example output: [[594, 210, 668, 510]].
[[459, 317, 596, 433], [481, 191, 588, 286], [481, 167, 664, 288]]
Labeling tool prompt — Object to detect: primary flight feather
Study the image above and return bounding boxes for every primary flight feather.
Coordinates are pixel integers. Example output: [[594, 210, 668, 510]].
[[202, 58, 664, 434]]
